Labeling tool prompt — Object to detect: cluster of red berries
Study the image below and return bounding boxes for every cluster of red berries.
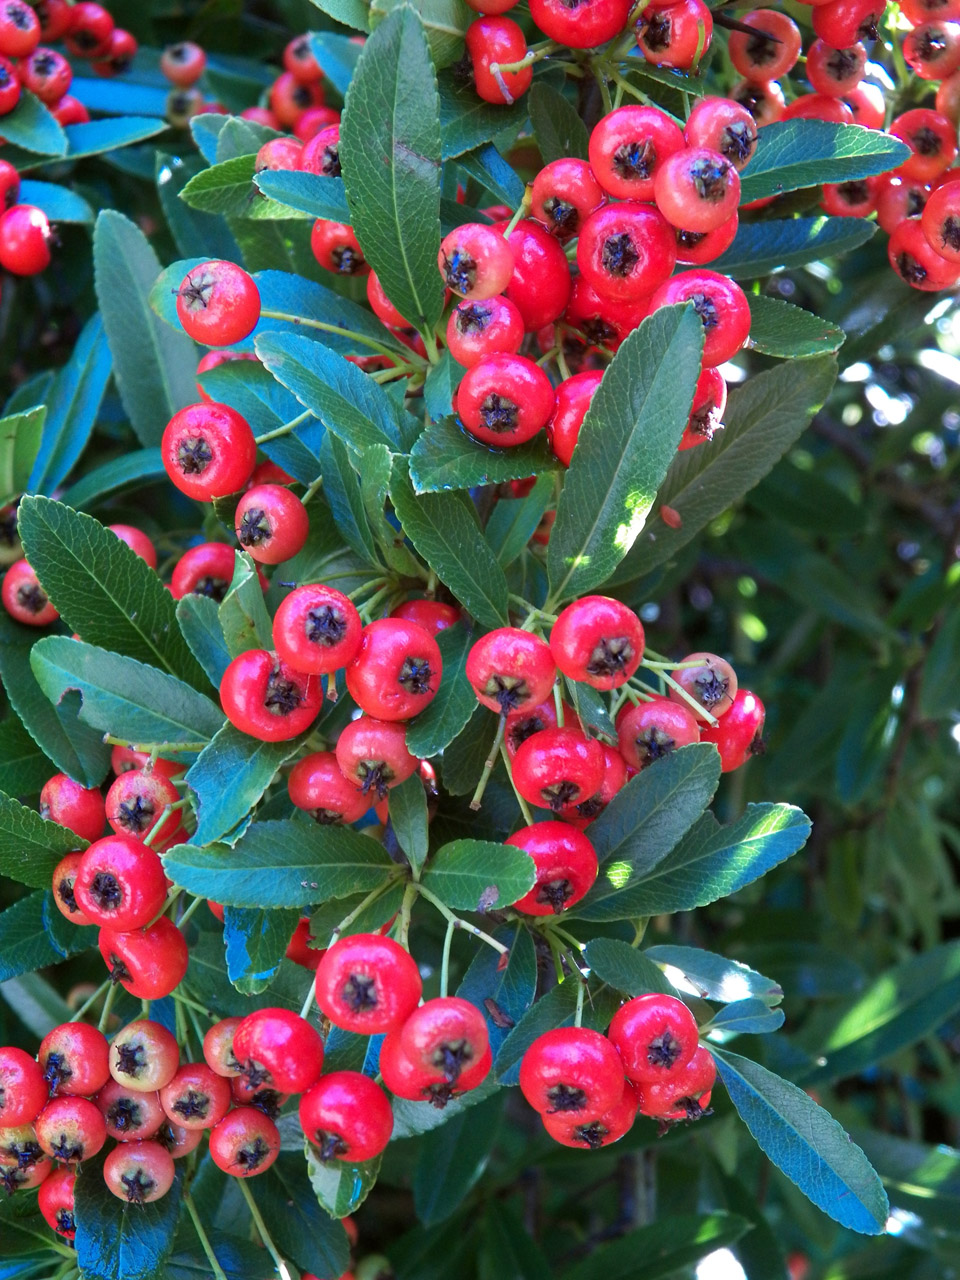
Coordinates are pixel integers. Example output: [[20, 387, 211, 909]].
[[521, 993, 715, 1148]]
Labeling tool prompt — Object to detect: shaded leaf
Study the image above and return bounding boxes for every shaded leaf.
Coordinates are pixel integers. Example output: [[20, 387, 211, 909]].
[[738, 120, 909, 204], [74, 1155, 183, 1280], [223, 905, 300, 994], [527, 82, 588, 162], [420, 838, 534, 910], [28, 315, 111, 495], [406, 623, 476, 758], [0, 792, 88, 888], [410, 416, 558, 493], [747, 295, 845, 359], [713, 215, 876, 279]]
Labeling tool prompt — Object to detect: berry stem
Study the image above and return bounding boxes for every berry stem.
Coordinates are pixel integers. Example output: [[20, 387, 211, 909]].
[[574, 976, 585, 1028], [184, 1191, 230, 1280], [348, 576, 391, 602], [646, 667, 719, 726], [258, 309, 427, 367], [253, 409, 313, 445], [69, 977, 111, 1023], [142, 798, 189, 848], [237, 1177, 294, 1280], [469, 714, 507, 811], [417, 884, 509, 955], [300, 475, 323, 506], [641, 658, 711, 671], [330, 878, 398, 942], [501, 185, 533, 239], [176, 894, 205, 928], [102, 735, 206, 753], [553, 683, 566, 729], [299, 984, 316, 1021], [174, 988, 216, 1019], [440, 916, 456, 998], [97, 980, 119, 1033], [499, 741, 535, 826], [398, 881, 417, 952]]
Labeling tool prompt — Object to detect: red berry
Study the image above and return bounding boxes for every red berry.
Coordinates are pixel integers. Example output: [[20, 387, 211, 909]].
[[550, 596, 645, 691], [922, 178, 960, 261], [494, 218, 571, 330], [32, 0, 73, 41], [36, 1096, 107, 1163], [812, 0, 882, 47], [506, 821, 598, 915], [162, 402, 257, 500], [232, 1008, 324, 1095], [0, 1047, 48, 1126], [109, 1020, 180, 1093], [299, 1071, 394, 1162], [781, 93, 854, 125], [821, 176, 882, 218], [234, 484, 309, 564], [700, 688, 766, 771], [457, 353, 556, 447], [103, 1140, 174, 1203], [465, 16, 532, 104], [561, 741, 628, 826], [0, 158, 19, 210], [108, 523, 158, 568], [466, 627, 556, 714], [512, 726, 605, 812], [390, 598, 461, 637], [272, 583, 363, 674], [543, 1079, 639, 1148], [64, 1, 112, 56], [159, 1063, 231, 1130], [654, 147, 740, 234], [335, 717, 418, 798], [684, 96, 757, 171], [315, 933, 422, 1034], [589, 106, 684, 203], [0, 51, 18, 111], [38, 1022, 109, 1097], [51, 852, 94, 926], [311, 218, 368, 276], [668, 652, 738, 722], [650, 270, 751, 368], [531, 157, 605, 241], [289, 751, 371, 825], [345, 617, 443, 721], [732, 78, 784, 126], [679, 367, 727, 450], [547, 370, 603, 467], [890, 218, 960, 290], [283, 33, 322, 83], [95, 1079, 166, 1142], [504, 697, 568, 759], [37, 1167, 75, 1239], [300, 124, 341, 176], [294, 105, 340, 141], [170, 541, 240, 601], [398, 997, 489, 1086], [90, 26, 137, 76], [256, 136, 303, 173], [876, 176, 931, 233], [438, 223, 514, 300], [617, 696, 701, 769], [577, 202, 676, 303], [74, 833, 167, 931], [286, 917, 324, 970], [846, 82, 886, 129], [636, 1044, 716, 1119], [674, 212, 738, 266], [176, 260, 260, 346], [98, 917, 189, 999], [0, 204, 50, 274], [202, 1017, 243, 1078], [0, 0, 39, 59], [104, 769, 182, 848], [366, 270, 410, 328], [529, 0, 629, 44], [728, 9, 801, 79], [635, 0, 713, 69], [229, 1075, 289, 1117], [160, 40, 206, 86], [806, 39, 866, 95], [519, 1027, 625, 1121], [220, 648, 322, 741], [209, 1107, 281, 1177], [445, 296, 524, 366], [40, 773, 104, 842], [608, 993, 700, 1083], [2, 558, 57, 625], [564, 277, 649, 349], [19, 46, 71, 104]]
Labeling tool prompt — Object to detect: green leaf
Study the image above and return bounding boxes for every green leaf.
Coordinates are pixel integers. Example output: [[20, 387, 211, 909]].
[[176, 595, 232, 688], [410, 416, 559, 493], [248, 1154, 350, 1280], [438, 71, 529, 159], [747, 295, 845, 358], [60, 449, 166, 512], [0, 716, 52, 797], [406, 623, 476, 757], [254, 170, 350, 222], [457, 925, 536, 1058], [565, 678, 616, 744], [20, 179, 93, 224], [390, 1076, 500, 1140], [310, 31, 365, 92], [306, 1145, 382, 1219], [920, 607, 960, 718], [713, 215, 876, 279], [583, 937, 676, 996], [156, 152, 242, 261], [0, 791, 88, 888], [714, 1049, 888, 1234], [62, 116, 167, 162], [309, 881, 406, 949], [0, 891, 94, 982], [494, 977, 620, 1085], [185, 725, 302, 847], [571, 744, 721, 921], [605, 804, 811, 917], [706, 997, 784, 1036], [17, 497, 205, 687], [359, 443, 424, 576], [479, 1201, 552, 1280], [457, 143, 524, 207], [423, 349, 466, 423], [74, 1155, 183, 1280], [0, 408, 44, 506], [613, 355, 838, 579], [30, 636, 225, 751], [414, 1097, 500, 1226], [563, 1213, 752, 1280], [320, 432, 381, 566], [164, 818, 396, 908], [484, 473, 553, 569], [852, 1129, 960, 1233], [547, 305, 703, 603], [800, 942, 960, 1085], [390, 465, 509, 626], [644, 945, 783, 1005], [420, 838, 534, 911], [223, 905, 300, 994], [388, 772, 429, 873], [0, 90, 65, 156], [93, 211, 198, 448], [311, 0, 371, 29], [181, 154, 304, 220], [738, 120, 909, 204], [28, 314, 112, 495], [527, 82, 588, 162], [0, 972, 72, 1038], [217, 552, 273, 657], [341, 6, 444, 330], [370, 0, 474, 69], [441, 705, 497, 795], [256, 329, 416, 454]]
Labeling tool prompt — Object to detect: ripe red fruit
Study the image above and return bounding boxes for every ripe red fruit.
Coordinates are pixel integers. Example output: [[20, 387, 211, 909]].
[[159, 1063, 231, 1130], [220, 648, 322, 741], [398, 997, 490, 1085], [98, 917, 189, 999], [51, 852, 94, 926], [209, 1107, 281, 1177], [495, 217, 571, 330], [103, 1140, 175, 1203], [162, 402, 256, 500], [108, 523, 158, 569], [635, 0, 713, 69], [315, 933, 422, 1034], [543, 1079, 639, 1148], [104, 768, 182, 848], [335, 716, 418, 798], [781, 93, 854, 125], [390, 598, 461, 637], [311, 219, 368, 275], [700, 688, 766, 771], [531, 157, 605, 241], [299, 1071, 394, 1162], [0, 204, 50, 275], [465, 16, 532, 104], [876, 177, 931, 233], [272, 583, 363, 674], [654, 147, 740, 233], [37, 1167, 75, 1239], [445, 297, 524, 367], [229, 1075, 289, 1117], [519, 1027, 625, 1121], [0, 51, 19, 112], [728, 9, 801, 78], [234, 484, 309, 564], [550, 596, 645, 691], [40, 773, 104, 842], [74, 833, 167, 931], [684, 96, 757, 171], [466, 627, 556, 714], [668, 652, 738, 722], [39, 1023, 109, 1097], [0, 1047, 48, 1126], [2, 558, 58, 625], [636, 1044, 716, 1119], [345, 617, 443, 721], [19, 47, 71, 104], [811, 0, 882, 46], [506, 821, 598, 915], [846, 82, 885, 129], [95, 1079, 166, 1142], [731, 78, 784, 126], [300, 124, 341, 176], [256, 136, 303, 173], [589, 105, 685, 203], [169, 542, 236, 601], [512, 726, 605, 812], [674, 213, 738, 266], [269, 70, 325, 127], [890, 218, 960, 291], [36, 1096, 107, 1163], [0, 0, 39, 58], [289, 752, 371, 825], [805, 39, 866, 95], [109, 1020, 180, 1093], [577, 202, 676, 303], [562, 741, 628, 826], [617, 696, 701, 769], [547, 369, 603, 467], [0, 159, 19, 210], [609, 993, 700, 1085], [283, 33, 323, 82], [891, 108, 958, 183], [504, 697, 568, 759], [232, 1008, 324, 1094], [650, 270, 751, 368], [922, 178, 960, 261], [457, 353, 556, 447], [160, 40, 206, 86], [438, 223, 514, 300], [32, 0, 73, 41], [529, 0, 629, 45], [90, 26, 137, 75], [679, 367, 727, 450], [176, 260, 260, 346], [564, 277, 649, 350], [379, 1028, 491, 1106], [64, 1, 112, 56], [295, 105, 340, 141]]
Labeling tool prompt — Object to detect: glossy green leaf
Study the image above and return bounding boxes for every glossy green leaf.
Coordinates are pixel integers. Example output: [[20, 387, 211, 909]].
[[438, 71, 529, 159], [457, 925, 536, 1059], [713, 215, 877, 279], [706, 997, 785, 1036], [571, 744, 721, 921], [60, 448, 167, 511], [406, 623, 476, 758], [614, 355, 838, 579], [218, 552, 273, 657], [0, 408, 44, 506], [248, 1155, 350, 1280], [62, 116, 167, 162], [479, 1200, 552, 1280], [390, 465, 509, 627], [181, 154, 304, 220], [441, 704, 498, 795], [644, 945, 783, 1005], [457, 143, 524, 207], [738, 120, 909, 204], [527, 82, 588, 162], [583, 937, 676, 997], [185, 724, 302, 846], [852, 1130, 960, 1232], [370, 0, 473, 69], [420, 838, 534, 911], [414, 1097, 500, 1226], [254, 170, 350, 221], [341, 6, 444, 329], [309, 881, 406, 950], [494, 977, 620, 1085], [747, 295, 846, 358], [176, 595, 232, 688], [18, 497, 205, 686], [484, 473, 553, 569], [565, 679, 616, 744], [223, 905, 301, 994], [19, 179, 93, 224], [410, 416, 559, 493], [388, 772, 429, 873], [0, 88, 64, 154], [920, 607, 960, 718], [0, 716, 52, 797], [74, 1155, 183, 1280], [310, 31, 364, 91], [563, 1213, 751, 1280], [359, 443, 424, 576], [28, 314, 111, 495], [714, 1049, 888, 1234], [0, 972, 72, 1038], [164, 818, 397, 907], [320, 431, 381, 566], [307, 1145, 382, 1219], [0, 792, 88, 889], [547, 305, 703, 603], [93, 211, 198, 447], [30, 636, 225, 750], [156, 152, 242, 260], [0, 891, 95, 983]]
